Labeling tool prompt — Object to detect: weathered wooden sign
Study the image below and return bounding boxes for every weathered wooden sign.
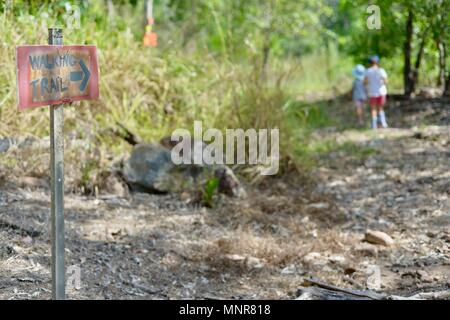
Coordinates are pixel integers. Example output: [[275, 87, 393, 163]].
[[16, 45, 99, 110]]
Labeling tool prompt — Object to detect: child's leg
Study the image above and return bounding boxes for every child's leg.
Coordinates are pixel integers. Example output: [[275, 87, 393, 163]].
[[355, 100, 364, 125], [369, 98, 378, 129], [377, 96, 388, 128]]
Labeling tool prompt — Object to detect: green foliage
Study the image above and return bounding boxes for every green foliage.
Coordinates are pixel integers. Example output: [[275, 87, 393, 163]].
[[341, 0, 449, 88], [202, 177, 219, 208]]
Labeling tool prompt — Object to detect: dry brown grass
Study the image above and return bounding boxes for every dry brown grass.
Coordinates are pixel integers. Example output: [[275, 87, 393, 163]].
[[191, 174, 350, 274]]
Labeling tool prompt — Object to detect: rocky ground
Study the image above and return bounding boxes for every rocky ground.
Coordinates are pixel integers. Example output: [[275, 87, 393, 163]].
[[0, 96, 448, 300]]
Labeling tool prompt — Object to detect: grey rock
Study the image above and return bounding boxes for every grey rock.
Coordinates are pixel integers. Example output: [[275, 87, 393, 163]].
[[215, 165, 246, 198], [0, 138, 14, 153], [122, 143, 245, 197], [123, 143, 175, 193]]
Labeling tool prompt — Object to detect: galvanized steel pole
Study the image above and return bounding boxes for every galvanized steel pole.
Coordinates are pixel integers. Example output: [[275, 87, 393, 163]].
[[48, 28, 65, 300]]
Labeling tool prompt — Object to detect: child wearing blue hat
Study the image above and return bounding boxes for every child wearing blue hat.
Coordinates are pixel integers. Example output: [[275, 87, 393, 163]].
[[352, 64, 367, 126]]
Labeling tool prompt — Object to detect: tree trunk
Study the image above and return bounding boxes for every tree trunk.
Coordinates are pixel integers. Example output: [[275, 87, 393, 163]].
[[261, 31, 271, 82], [410, 30, 428, 93], [107, 0, 115, 23], [260, 0, 276, 83], [437, 40, 446, 87], [404, 10, 414, 96], [444, 73, 450, 97]]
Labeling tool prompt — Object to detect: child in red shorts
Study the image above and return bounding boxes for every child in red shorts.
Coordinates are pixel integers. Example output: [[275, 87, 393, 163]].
[[364, 55, 388, 129]]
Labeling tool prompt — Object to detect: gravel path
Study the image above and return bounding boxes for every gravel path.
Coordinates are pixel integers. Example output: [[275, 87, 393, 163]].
[[0, 97, 448, 299]]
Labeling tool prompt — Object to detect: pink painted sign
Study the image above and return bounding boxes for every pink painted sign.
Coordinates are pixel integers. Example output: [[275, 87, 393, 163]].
[[16, 45, 99, 110]]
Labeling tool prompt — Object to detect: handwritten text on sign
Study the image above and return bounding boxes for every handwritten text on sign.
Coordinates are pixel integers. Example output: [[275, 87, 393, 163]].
[[16, 45, 99, 110]]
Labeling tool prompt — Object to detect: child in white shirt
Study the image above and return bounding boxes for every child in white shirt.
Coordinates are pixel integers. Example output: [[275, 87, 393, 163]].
[[364, 55, 388, 129]]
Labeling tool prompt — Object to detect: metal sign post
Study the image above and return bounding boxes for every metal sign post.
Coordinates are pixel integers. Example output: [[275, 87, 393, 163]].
[[16, 27, 99, 301], [48, 28, 65, 300]]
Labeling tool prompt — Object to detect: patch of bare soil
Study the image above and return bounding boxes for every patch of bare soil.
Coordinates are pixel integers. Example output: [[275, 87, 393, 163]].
[[0, 97, 448, 299]]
